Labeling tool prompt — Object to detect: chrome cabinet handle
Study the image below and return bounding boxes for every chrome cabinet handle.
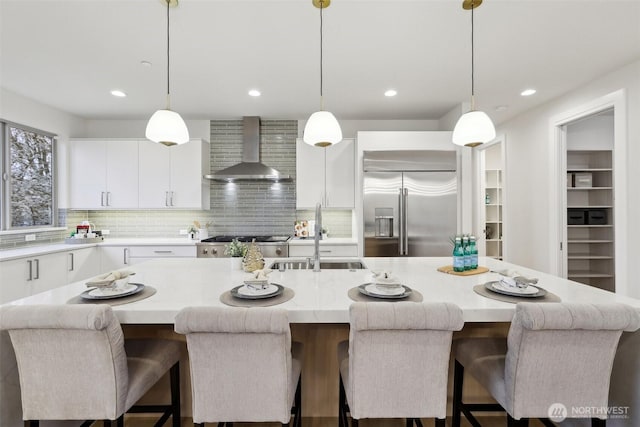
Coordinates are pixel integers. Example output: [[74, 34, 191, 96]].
[[69, 253, 74, 271], [165, 191, 170, 207], [27, 260, 33, 281], [171, 191, 175, 206], [101, 192, 106, 206], [153, 250, 173, 254], [124, 248, 129, 265], [106, 192, 112, 206], [34, 259, 40, 280]]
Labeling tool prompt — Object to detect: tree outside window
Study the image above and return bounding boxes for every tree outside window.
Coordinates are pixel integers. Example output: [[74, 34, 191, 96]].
[[1, 124, 55, 228]]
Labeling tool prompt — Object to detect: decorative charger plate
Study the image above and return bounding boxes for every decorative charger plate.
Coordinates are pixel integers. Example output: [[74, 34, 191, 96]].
[[484, 281, 547, 298], [230, 283, 284, 300], [357, 283, 412, 299], [81, 283, 145, 300]]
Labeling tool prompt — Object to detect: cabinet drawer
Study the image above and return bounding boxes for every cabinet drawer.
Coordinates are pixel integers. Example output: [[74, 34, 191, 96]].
[[127, 246, 196, 258], [289, 244, 357, 257]]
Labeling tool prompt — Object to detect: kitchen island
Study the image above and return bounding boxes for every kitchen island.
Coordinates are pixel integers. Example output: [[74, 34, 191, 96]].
[[2, 257, 639, 426]]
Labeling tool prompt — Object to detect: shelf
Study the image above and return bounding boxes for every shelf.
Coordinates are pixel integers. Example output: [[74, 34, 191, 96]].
[[566, 168, 612, 172], [567, 205, 612, 209], [567, 187, 612, 191], [568, 240, 613, 243], [568, 225, 613, 228], [485, 239, 502, 242], [568, 272, 614, 278], [568, 255, 613, 260]]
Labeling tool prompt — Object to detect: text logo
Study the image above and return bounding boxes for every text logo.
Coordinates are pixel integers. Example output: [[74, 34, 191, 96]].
[[548, 403, 568, 422]]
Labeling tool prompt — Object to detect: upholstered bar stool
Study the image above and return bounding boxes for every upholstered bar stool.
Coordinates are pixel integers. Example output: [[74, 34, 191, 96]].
[[338, 302, 464, 427], [174, 306, 302, 427], [0, 304, 183, 427], [452, 302, 640, 427]]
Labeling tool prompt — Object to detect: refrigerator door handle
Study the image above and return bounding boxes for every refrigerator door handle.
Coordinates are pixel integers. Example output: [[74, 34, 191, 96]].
[[403, 188, 409, 255], [398, 188, 405, 255]]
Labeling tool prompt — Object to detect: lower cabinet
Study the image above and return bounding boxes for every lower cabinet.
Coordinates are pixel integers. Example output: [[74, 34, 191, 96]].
[[289, 244, 358, 258], [67, 247, 101, 283], [100, 245, 197, 271]]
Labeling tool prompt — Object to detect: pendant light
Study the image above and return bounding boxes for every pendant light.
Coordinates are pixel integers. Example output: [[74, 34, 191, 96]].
[[146, 0, 189, 147], [303, 0, 343, 147], [452, 0, 495, 148]]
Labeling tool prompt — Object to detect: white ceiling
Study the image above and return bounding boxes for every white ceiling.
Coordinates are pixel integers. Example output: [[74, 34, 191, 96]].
[[1, 0, 639, 125]]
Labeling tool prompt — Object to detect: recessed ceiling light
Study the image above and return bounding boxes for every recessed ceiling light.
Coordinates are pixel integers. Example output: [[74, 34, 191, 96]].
[[384, 89, 397, 97], [110, 90, 127, 97], [521, 88, 537, 97], [248, 89, 261, 97]]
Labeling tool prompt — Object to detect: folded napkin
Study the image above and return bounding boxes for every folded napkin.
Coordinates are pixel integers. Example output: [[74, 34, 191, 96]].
[[86, 270, 135, 288], [372, 271, 401, 287], [243, 268, 273, 290], [493, 269, 538, 288]]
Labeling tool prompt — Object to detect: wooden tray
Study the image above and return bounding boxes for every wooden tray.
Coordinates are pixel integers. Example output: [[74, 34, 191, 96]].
[[437, 265, 489, 276]]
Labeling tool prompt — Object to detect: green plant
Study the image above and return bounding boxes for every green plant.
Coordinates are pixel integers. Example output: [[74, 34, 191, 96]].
[[187, 225, 198, 234], [224, 239, 248, 257]]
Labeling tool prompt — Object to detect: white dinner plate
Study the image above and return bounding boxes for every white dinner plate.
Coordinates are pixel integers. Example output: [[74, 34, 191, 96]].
[[81, 283, 144, 300], [230, 283, 284, 300], [357, 283, 412, 299], [484, 281, 547, 298], [365, 284, 406, 296]]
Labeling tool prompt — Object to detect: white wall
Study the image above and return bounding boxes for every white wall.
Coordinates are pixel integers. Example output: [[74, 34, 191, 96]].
[[297, 119, 440, 139], [498, 59, 640, 297], [84, 119, 210, 140]]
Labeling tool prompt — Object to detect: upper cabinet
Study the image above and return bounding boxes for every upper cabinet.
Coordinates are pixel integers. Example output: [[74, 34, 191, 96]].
[[296, 138, 355, 209], [68, 139, 139, 209], [68, 138, 210, 210], [139, 139, 210, 209]]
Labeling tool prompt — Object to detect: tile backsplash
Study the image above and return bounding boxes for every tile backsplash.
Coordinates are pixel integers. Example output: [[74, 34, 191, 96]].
[[0, 120, 353, 249]]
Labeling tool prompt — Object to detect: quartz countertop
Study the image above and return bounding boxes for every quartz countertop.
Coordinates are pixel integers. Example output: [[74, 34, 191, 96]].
[[5, 256, 639, 324]]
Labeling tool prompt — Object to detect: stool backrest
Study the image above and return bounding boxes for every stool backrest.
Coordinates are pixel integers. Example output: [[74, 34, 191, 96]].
[[0, 305, 128, 420], [174, 306, 293, 423], [505, 302, 640, 418], [347, 302, 464, 419]]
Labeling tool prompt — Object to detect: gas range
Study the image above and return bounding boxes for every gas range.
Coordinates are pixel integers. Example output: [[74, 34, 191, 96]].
[[196, 235, 292, 258]]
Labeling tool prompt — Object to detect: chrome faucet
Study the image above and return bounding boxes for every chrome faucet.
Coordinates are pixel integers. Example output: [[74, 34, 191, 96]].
[[313, 202, 322, 272]]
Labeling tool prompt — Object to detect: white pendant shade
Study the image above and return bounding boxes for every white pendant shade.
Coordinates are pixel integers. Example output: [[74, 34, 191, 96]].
[[145, 109, 190, 147], [452, 110, 496, 147], [303, 111, 343, 147]]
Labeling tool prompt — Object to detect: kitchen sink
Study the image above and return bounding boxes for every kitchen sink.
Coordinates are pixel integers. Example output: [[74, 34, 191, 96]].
[[269, 259, 367, 271]]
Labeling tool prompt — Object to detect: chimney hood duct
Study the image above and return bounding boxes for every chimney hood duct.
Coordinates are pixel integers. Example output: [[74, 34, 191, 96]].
[[205, 116, 291, 182]]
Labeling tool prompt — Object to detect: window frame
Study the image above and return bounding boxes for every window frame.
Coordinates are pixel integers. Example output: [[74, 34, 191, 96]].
[[0, 119, 58, 231]]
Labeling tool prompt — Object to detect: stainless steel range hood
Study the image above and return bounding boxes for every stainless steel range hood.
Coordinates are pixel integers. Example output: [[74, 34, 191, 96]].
[[205, 116, 291, 182]]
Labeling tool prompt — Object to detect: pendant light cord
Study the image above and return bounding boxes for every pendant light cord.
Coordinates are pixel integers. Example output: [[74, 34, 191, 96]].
[[319, 1, 324, 111], [166, 0, 171, 110], [470, 2, 475, 110]]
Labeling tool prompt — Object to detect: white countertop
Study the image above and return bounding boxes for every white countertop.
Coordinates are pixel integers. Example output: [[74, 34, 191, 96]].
[[5, 257, 639, 324]]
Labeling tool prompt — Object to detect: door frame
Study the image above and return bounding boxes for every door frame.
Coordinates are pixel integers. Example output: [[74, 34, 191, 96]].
[[474, 134, 507, 259], [548, 89, 627, 295]]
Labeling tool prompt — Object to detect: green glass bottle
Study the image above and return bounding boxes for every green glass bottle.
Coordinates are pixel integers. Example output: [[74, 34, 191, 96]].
[[469, 235, 478, 270], [453, 236, 465, 272], [462, 235, 471, 270]]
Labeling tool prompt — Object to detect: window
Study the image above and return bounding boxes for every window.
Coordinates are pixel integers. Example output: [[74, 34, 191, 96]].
[[0, 121, 57, 230]]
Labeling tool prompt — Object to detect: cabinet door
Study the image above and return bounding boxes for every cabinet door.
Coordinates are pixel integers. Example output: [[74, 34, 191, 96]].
[[67, 247, 101, 283], [325, 139, 355, 208], [100, 246, 130, 272], [29, 252, 69, 295], [139, 140, 172, 208], [296, 139, 326, 209], [0, 258, 31, 303], [105, 140, 139, 208], [69, 140, 107, 209], [170, 140, 205, 208]]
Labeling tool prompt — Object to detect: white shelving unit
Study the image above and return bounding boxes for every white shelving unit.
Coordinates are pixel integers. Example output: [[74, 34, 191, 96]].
[[564, 111, 615, 292], [482, 143, 503, 260]]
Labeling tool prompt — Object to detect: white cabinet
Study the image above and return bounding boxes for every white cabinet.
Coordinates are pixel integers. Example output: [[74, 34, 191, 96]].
[[100, 245, 196, 271], [138, 139, 210, 209], [66, 247, 101, 283], [0, 252, 68, 304], [289, 243, 358, 258], [68, 139, 139, 209], [296, 138, 355, 209]]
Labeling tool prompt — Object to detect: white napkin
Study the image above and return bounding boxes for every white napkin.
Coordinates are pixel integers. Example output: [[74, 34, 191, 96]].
[[244, 268, 273, 290], [86, 270, 134, 288], [372, 271, 401, 287], [494, 269, 538, 288]]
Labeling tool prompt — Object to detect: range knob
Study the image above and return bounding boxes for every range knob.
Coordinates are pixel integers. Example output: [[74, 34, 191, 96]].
[[212, 248, 217, 255], [275, 247, 282, 255], [202, 248, 208, 255]]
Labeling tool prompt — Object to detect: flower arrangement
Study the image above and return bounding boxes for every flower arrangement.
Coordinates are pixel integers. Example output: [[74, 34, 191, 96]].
[[224, 238, 248, 258]]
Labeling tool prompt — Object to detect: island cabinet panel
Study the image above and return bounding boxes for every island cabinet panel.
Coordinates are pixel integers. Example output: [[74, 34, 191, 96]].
[[68, 139, 139, 209], [138, 139, 210, 209], [296, 138, 355, 209]]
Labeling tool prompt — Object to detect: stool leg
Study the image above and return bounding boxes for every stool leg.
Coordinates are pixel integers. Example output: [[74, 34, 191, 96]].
[[452, 360, 464, 427], [26, 422, 39, 427], [170, 362, 181, 427], [435, 419, 445, 427], [406, 418, 413, 427], [339, 374, 346, 427], [352, 418, 359, 427], [592, 419, 606, 427]]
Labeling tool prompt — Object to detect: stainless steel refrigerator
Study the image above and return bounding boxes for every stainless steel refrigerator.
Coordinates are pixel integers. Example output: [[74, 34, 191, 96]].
[[363, 150, 457, 257]]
